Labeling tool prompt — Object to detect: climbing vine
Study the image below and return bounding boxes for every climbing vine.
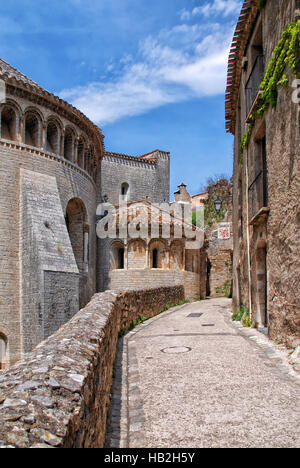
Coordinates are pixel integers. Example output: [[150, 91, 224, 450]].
[[240, 20, 300, 165]]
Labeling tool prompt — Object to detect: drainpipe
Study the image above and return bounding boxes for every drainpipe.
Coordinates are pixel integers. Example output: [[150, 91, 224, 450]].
[[245, 147, 252, 318]]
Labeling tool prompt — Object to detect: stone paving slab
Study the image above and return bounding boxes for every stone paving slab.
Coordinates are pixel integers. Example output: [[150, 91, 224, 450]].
[[106, 299, 300, 449]]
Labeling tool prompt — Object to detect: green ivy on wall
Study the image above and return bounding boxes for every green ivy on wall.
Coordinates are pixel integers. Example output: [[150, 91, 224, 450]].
[[240, 20, 300, 165]]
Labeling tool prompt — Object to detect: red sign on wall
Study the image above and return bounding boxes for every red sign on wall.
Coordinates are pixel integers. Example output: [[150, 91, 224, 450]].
[[218, 223, 231, 240]]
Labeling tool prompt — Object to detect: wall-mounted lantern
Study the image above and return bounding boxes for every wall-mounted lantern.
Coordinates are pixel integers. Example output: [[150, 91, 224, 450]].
[[214, 199, 222, 212]]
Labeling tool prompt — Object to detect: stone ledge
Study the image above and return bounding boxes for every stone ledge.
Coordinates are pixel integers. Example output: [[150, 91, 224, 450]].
[[0, 139, 96, 187], [0, 286, 184, 448]]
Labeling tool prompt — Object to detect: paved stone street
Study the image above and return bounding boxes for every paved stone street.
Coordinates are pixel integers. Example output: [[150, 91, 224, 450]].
[[106, 298, 300, 449]]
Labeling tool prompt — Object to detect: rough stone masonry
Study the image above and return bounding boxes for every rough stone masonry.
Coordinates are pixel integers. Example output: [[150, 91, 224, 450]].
[[0, 286, 184, 448]]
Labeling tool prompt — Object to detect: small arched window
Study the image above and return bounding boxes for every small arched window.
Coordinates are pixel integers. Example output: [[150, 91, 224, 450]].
[[110, 242, 125, 270], [121, 183, 129, 200], [1, 106, 17, 141], [24, 112, 40, 147]]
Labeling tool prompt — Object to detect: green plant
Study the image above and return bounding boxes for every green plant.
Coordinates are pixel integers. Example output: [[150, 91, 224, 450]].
[[224, 280, 232, 299], [164, 301, 173, 311], [204, 196, 226, 225], [242, 308, 252, 328], [232, 305, 250, 323], [130, 315, 147, 330], [240, 21, 300, 164]]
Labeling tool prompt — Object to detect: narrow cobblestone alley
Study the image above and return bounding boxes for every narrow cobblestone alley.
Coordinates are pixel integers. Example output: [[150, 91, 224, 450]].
[[106, 298, 300, 449]]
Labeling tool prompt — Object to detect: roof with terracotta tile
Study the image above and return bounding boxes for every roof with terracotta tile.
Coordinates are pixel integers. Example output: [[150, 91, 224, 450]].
[[225, 0, 259, 134], [105, 151, 158, 165], [110, 199, 201, 236]]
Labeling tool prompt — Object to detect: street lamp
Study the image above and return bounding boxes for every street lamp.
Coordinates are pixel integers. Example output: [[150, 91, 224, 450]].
[[214, 199, 222, 212]]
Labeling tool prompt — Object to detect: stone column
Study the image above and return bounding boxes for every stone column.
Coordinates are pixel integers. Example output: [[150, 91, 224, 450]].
[[18, 116, 24, 144], [59, 130, 63, 157], [37, 120, 42, 148], [15, 114, 20, 143], [42, 123, 47, 151], [74, 138, 79, 165]]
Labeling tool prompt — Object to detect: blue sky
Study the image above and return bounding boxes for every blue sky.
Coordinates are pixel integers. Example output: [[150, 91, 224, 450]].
[[0, 0, 242, 197]]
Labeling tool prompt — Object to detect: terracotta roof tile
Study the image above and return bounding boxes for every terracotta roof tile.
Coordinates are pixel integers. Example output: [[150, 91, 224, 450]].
[[225, 1, 259, 134]]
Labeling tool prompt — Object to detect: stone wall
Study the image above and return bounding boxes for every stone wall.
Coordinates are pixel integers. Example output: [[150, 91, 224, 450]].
[[20, 169, 80, 353], [99, 151, 170, 205], [0, 141, 97, 366], [206, 224, 233, 298], [0, 286, 184, 448], [109, 269, 201, 302], [231, 0, 300, 344]]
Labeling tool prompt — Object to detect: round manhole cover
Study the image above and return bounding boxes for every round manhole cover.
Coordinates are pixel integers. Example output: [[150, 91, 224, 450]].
[[161, 346, 192, 354]]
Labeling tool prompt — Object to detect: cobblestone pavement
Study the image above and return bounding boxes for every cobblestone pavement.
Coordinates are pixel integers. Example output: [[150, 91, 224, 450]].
[[106, 298, 300, 449]]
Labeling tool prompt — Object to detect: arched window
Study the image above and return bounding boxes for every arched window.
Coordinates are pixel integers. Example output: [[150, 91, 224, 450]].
[[1, 106, 17, 141], [121, 183, 129, 200], [149, 240, 168, 269], [110, 242, 125, 270], [64, 128, 74, 162], [46, 120, 59, 154], [24, 112, 40, 147], [0, 334, 7, 370]]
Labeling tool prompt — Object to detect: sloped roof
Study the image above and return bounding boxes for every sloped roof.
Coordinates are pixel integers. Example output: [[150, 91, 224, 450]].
[[225, 0, 259, 134], [105, 151, 157, 165], [105, 149, 170, 165], [106, 199, 201, 238]]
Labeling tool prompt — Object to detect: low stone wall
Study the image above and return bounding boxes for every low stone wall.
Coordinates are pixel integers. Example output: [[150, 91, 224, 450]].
[[0, 286, 184, 448], [109, 269, 201, 302]]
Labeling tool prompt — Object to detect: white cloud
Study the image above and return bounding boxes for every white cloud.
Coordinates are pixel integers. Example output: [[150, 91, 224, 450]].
[[192, 0, 241, 18], [60, 18, 235, 126], [179, 8, 191, 21]]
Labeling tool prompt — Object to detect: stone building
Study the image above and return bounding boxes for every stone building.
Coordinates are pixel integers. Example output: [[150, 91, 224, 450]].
[[0, 59, 105, 368], [98, 199, 204, 301], [100, 150, 170, 206], [0, 59, 202, 368], [226, 0, 300, 344]]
